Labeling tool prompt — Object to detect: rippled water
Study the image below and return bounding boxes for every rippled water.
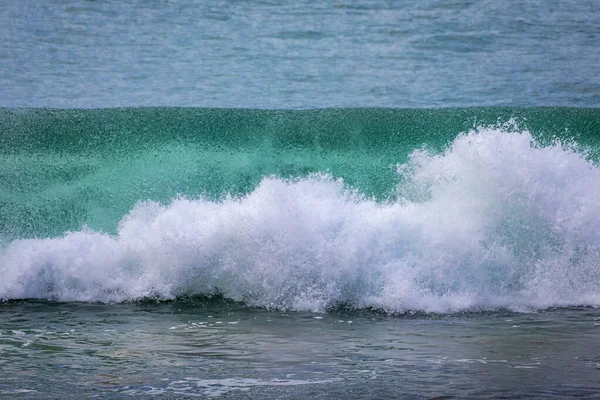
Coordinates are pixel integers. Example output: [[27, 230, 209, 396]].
[[2, 0, 599, 108], [2, 301, 600, 399]]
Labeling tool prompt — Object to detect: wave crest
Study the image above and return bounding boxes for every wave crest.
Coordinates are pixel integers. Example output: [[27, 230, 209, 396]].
[[2, 127, 600, 313]]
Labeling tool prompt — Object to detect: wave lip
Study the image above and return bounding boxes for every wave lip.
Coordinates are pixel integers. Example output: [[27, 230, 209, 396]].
[[2, 127, 600, 313]]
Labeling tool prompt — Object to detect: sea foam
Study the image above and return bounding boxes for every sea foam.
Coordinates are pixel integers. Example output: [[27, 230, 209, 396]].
[[2, 127, 600, 313]]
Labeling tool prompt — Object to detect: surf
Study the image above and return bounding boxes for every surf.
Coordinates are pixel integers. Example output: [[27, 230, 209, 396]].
[[2, 110, 600, 313]]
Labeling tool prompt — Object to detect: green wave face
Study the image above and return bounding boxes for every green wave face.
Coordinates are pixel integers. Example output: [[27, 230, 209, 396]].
[[2, 107, 600, 312], [1, 107, 599, 239]]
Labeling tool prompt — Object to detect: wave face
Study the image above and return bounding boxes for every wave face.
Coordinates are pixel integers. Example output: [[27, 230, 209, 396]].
[[1, 108, 600, 313]]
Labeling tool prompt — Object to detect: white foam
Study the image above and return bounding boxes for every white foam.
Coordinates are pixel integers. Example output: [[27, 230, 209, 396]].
[[2, 127, 600, 313], [135, 377, 343, 397]]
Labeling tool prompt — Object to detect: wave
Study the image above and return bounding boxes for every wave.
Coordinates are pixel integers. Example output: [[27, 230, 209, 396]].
[[2, 120, 600, 313], [1, 107, 599, 239]]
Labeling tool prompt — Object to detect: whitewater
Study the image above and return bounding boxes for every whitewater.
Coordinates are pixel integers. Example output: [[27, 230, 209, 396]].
[[3, 124, 600, 313]]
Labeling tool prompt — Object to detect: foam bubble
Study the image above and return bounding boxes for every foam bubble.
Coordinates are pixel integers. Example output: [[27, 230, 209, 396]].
[[2, 127, 600, 313]]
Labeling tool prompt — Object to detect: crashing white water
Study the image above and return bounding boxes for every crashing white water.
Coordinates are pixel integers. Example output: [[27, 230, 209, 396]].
[[2, 127, 600, 313]]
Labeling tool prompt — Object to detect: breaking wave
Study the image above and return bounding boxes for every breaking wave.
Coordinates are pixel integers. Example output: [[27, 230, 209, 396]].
[[2, 125, 600, 313]]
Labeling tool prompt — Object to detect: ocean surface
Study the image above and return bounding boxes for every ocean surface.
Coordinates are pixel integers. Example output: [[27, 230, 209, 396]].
[[2, 1, 600, 399], [2, 0, 600, 108]]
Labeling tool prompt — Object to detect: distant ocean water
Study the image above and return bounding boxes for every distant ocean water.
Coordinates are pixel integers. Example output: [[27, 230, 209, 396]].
[[2, 0, 600, 108], [2, 1, 600, 399]]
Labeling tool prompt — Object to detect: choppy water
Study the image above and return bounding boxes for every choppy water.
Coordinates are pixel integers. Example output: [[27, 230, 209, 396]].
[[2, 0, 600, 398]]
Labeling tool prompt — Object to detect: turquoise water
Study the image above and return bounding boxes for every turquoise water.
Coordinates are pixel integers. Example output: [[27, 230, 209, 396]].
[[3, 108, 600, 314], [2, 1, 600, 398], [2, 107, 599, 239]]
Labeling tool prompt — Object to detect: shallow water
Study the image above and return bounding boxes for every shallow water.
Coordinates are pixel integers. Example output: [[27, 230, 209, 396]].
[[1, 301, 600, 398]]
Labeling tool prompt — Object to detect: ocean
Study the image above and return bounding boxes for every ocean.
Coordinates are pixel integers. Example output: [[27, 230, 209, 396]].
[[2, 1, 600, 399]]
